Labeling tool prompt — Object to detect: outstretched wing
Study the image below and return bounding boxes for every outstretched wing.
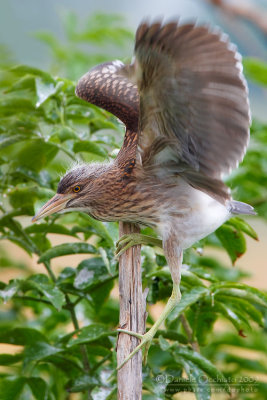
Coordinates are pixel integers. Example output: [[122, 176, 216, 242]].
[[75, 60, 140, 170], [127, 19, 250, 179], [76, 60, 139, 131]]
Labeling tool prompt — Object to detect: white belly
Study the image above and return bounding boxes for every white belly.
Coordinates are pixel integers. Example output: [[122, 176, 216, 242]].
[[157, 186, 230, 249]]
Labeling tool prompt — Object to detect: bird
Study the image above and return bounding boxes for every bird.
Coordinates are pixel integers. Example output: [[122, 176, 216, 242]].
[[33, 18, 255, 369]]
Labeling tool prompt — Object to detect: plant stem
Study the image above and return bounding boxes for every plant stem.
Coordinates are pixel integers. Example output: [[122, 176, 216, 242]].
[[180, 313, 199, 352], [14, 295, 52, 305], [65, 294, 93, 400], [43, 261, 57, 282], [21, 226, 92, 397], [42, 261, 91, 398], [65, 294, 91, 373]]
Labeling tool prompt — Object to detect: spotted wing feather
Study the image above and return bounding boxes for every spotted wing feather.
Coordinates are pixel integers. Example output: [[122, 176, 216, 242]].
[[76, 61, 139, 131]]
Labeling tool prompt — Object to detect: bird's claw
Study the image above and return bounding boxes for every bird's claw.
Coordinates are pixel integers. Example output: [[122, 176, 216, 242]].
[[115, 233, 162, 258], [116, 285, 182, 369], [115, 234, 140, 258], [116, 328, 155, 370]]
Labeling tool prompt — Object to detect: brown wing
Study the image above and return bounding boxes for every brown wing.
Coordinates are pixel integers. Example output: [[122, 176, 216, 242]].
[[76, 60, 139, 131], [129, 19, 250, 179], [75, 61, 140, 170]]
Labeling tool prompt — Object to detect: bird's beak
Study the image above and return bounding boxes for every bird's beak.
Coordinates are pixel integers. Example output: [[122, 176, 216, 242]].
[[32, 193, 74, 222]]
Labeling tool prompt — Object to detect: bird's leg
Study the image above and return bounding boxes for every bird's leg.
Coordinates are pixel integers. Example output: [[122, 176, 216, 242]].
[[117, 284, 181, 369], [115, 233, 162, 257], [117, 234, 182, 370]]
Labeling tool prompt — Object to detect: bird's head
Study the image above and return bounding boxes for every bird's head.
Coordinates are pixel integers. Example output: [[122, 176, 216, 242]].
[[32, 163, 108, 222]]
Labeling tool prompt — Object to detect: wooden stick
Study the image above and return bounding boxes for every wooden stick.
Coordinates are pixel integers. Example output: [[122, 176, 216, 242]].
[[117, 222, 145, 400]]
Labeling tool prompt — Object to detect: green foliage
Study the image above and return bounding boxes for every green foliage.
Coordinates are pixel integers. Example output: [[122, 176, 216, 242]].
[[243, 58, 267, 86], [35, 12, 134, 80], [0, 13, 266, 400]]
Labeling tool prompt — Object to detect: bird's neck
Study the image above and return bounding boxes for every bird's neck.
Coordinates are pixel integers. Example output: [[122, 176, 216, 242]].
[[116, 129, 139, 174]]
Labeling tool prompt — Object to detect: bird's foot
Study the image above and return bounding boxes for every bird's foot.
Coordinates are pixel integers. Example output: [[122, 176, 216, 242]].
[[116, 328, 155, 370], [117, 285, 181, 370], [115, 233, 162, 257]]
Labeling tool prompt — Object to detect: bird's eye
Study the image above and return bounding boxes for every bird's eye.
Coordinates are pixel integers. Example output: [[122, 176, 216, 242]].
[[73, 185, 81, 193]]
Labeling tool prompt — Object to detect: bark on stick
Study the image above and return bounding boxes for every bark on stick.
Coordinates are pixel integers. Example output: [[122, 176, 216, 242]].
[[117, 222, 145, 400]]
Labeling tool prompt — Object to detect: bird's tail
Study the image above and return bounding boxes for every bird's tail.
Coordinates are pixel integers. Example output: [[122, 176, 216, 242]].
[[228, 200, 256, 216]]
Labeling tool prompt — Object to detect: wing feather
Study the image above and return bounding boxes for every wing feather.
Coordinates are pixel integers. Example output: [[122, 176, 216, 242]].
[[75, 19, 250, 201], [130, 19, 250, 178]]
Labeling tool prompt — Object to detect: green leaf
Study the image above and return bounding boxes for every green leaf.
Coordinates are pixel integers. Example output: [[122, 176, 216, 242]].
[[215, 288, 267, 308], [9, 64, 55, 82], [74, 257, 113, 290], [14, 139, 59, 172], [25, 223, 77, 237], [57, 267, 76, 284], [27, 377, 48, 400], [0, 353, 23, 365], [73, 140, 107, 157], [216, 302, 251, 333], [38, 283, 65, 310], [0, 275, 65, 310], [195, 256, 247, 282], [7, 185, 54, 210], [155, 330, 188, 344], [172, 346, 230, 393], [67, 323, 113, 347], [168, 287, 208, 323], [216, 296, 263, 327], [223, 354, 267, 374], [91, 387, 115, 400], [50, 126, 79, 142], [89, 279, 115, 312], [215, 224, 246, 264], [0, 254, 27, 270], [183, 359, 211, 400], [35, 77, 58, 107], [38, 242, 97, 263], [78, 212, 114, 247], [0, 235, 34, 255], [0, 97, 34, 113], [67, 374, 98, 393], [226, 217, 258, 240], [5, 75, 35, 93], [31, 233, 51, 253], [0, 215, 36, 254], [65, 104, 92, 122], [212, 282, 267, 308], [143, 374, 168, 399], [243, 58, 267, 86], [0, 327, 48, 345], [188, 265, 218, 283], [193, 304, 218, 346], [181, 270, 206, 288], [158, 335, 170, 351], [24, 341, 63, 363], [0, 134, 28, 150], [0, 377, 25, 400], [27, 275, 65, 310], [165, 377, 193, 397], [0, 280, 19, 302]]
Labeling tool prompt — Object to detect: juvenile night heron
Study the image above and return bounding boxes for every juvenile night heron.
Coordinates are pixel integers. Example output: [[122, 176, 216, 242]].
[[33, 19, 254, 368]]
